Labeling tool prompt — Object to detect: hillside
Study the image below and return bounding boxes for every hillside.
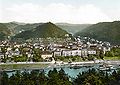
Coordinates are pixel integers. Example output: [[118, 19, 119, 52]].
[[56, 23, 91, 34], [0, 23, 11, 35], [2, 22, 91, 36], [3, 22, 41, 35], [13, 23, 42, 34], [0, 23, 11, 40], [3, 22, 19, 35], [13, 22, 69, 40], [75, 21, 120, 45]]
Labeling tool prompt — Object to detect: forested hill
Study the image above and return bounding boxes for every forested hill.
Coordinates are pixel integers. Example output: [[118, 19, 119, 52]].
[[13, 22, 69, 40], [75, 21, 120, 45]]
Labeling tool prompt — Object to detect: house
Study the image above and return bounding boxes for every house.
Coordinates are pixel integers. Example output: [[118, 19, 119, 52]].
[[41, 51, 53, 59], [54, 51, 62, 57], [81, 49, 88, 57], [87, 50, 96, 55], [6, 51, 12, 58], [62, 50, 82, 57], [41, 54, 53, 59], [12, 49, 20, 56]]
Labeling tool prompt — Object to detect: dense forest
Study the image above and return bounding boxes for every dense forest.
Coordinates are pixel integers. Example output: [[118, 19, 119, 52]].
[[1, 68, 120, 85], [75, 21, 120, 45], [13, 22, 69, 40]]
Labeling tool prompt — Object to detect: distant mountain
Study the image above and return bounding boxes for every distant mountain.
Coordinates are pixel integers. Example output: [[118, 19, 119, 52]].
[[9, 21, 26, 25], [56, 23, 91, 34], [75, 21, 120, 45], [13, 22, 69, 40]]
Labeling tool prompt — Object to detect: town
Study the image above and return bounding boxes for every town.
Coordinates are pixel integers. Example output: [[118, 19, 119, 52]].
[[0, 34, 114, 63]]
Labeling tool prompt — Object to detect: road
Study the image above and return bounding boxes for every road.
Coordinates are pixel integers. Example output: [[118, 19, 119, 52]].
[[0, 60, 120, 67], [0, 62, 53, 65]]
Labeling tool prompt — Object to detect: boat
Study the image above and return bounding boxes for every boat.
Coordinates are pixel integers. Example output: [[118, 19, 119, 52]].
[[84, 65, 93, 68], [69, 64, 83, 69], [4, 70, 15, 72], [99, 64, 115, 71]]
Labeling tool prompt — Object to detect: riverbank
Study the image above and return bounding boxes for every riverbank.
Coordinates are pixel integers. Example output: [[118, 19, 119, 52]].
[[1, 60, 120, 71], [0, 62, 50, 71]]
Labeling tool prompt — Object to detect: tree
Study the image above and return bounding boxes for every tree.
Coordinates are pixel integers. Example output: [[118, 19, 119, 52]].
[[47, 68, 72, 85], [72, 57, 76, 62], [38, 70, 48, 85], [1, 72, 9, 85], [88, 55, 94, 61], [74, 69, 104, 85], [99, 51, 104, 59], [58, 68, 69, 80], [1, 47, 7, 63], [105, 51, 114, 57]]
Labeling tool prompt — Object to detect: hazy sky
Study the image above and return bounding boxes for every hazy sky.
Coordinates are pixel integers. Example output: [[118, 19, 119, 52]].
[[0, 0, 120, 24]]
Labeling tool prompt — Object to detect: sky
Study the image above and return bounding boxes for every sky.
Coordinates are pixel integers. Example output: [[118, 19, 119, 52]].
[[0, 0, 120, 24]]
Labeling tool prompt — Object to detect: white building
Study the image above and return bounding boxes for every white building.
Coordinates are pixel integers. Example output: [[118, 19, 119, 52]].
[[62, 50, 82, 56], [41, 54, 53, 59], [87, 50, 96, 55], [54, 51, 62, 57], [81, 49, 88, 57]]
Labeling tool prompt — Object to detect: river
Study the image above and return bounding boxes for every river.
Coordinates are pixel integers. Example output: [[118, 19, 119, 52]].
[[2, 63, 119, 78]]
